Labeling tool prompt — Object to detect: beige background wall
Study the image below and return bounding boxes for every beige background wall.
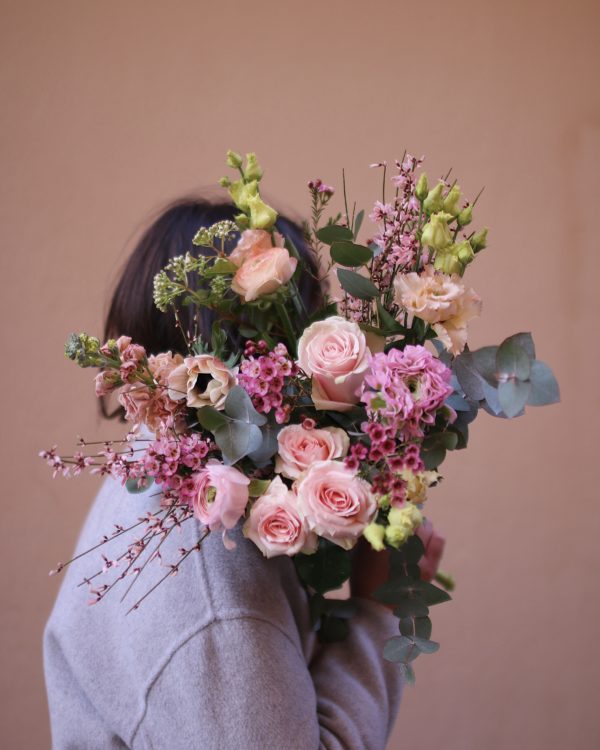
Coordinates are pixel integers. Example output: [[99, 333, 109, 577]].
[[1, 1, 599, 747]]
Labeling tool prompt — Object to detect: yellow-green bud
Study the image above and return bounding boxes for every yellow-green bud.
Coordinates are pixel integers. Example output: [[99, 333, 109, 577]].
[[228, 179, 259, 212], [384, 505, 423, 549], [423, 182, 445, 214], [415, 172, 429, 202], [421, 211, 453, 251], [455, 239, 474, 266], [434, 250, 463, 276], [247, 193, 278, 230], [442, 184, 462, 216], [235, 213, 250, 230], [219, 176, 231, 188], [363, 522, 386, 552], [226, 150, 243, 169], [243, 152, 263, 182], [471, 227, 489, 252], [457, 205, 473, 227]]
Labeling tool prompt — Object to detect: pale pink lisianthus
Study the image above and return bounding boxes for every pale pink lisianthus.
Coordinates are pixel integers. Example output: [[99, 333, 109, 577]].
[[416, 518, 445, 582], [231, 246, 297, 302], [394, 265, 482, 355], [295, 459, 377, 550], [243, 476, 317, 558], [275, 423, 349, 479], [297, 316, 372, 411], [192, 461, 250, 548], [228, 229, 273, 266], [167, 354, 237, 409]]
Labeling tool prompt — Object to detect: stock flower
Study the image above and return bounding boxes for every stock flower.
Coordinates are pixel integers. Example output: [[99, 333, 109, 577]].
[[167, 354, 237, 410], [394, 265, 482, 354], [275, 423, 349, 479], [231, 246, 297, 302], [295, 460, 377, 550], [416, 518, 445, 582], [298, 316, 372, 411], [243, 477, 317, 558], [192, 461, 250, 547], [420, 212, 453, 251]]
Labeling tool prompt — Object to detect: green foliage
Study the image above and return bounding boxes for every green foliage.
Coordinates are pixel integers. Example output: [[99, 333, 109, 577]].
[[315, 224, 354, 244], [295, 540, 352, 595], [125, 477, 154, 494], [337, 269, 379, 300], [330, 241, 373, 267]]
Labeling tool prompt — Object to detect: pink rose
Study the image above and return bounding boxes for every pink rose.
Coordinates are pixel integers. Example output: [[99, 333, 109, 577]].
[[297, 316, 371, 411], [228, 229, 273, 266], [167, 354, 237, 409], [192, 461, 250, 548], [416, 519, 445, 582], [231, 246, 297, 302], [295, 460, 377, 550], [275, 423, 349, 479], [243, 476, 317, 558]]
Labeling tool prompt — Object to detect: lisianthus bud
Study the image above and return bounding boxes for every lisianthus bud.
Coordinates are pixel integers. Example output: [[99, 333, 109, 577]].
[[457, 205, 473, 227], [219, 176, 231, 188], [226, 150, 243, 168], [471, 227, 489, 252], [363, 522, 386, 552], [229, 179, 259, 213], [455, 239, 474, 266], [421, 211, 453, 250], [243, 152, 263, 182], [423, 182, 445, 214], [235, 213, 250, 230], [434, 250, 462, 275], [442, 185, 462, 216], [247, 193, 278, 230], [415, 172, 429, 202]]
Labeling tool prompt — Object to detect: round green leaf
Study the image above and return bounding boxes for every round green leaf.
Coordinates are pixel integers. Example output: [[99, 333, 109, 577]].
[[330, 241, 373, 267]]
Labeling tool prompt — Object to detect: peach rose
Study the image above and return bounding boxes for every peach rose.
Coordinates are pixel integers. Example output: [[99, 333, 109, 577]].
[[243, 476, 317, 558], [297, 316, 371, 411], [295, 460, 377, 550], [275, 424, 349, 479], [394, 265, 482, 355], [167, 354, 237, 409], [228, 229, 273, 266], [231, 245, 297, 302], [192, 461, 250, 548]]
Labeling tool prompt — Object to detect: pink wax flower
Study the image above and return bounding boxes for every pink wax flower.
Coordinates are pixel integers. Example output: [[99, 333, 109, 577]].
[[416, 519, 445, 582], [275, 423, 350, 479], [243, 477, 317, 558], [295, 460, 377, 550], [192, 461, 250, 548]]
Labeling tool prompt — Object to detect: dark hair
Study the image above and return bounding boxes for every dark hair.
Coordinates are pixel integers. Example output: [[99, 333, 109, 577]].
[[102, 198, 323, 417]]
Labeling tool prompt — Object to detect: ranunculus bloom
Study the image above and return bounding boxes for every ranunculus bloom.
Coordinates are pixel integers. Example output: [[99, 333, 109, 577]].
[[394, 265, 482, 355], [416, 518, 445, 582], [275, 424, 350, 479], [295, 460, 376, 549], [228, 229, 273, 267], [231, 245, 297, 302], [167, 354, 237, 409], [243, 476, 317, 558], [192, 461, 250, 548], [297, 316, 371, 411]]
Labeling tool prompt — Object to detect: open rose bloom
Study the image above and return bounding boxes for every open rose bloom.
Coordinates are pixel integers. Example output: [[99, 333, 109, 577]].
[[48, 150, 559, 669]]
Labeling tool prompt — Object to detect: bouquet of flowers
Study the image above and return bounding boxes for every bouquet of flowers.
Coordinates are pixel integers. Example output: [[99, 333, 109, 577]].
[[42, 150, 559, 682]]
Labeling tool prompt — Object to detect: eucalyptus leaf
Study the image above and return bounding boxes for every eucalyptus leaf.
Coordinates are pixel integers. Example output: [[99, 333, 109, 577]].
[[421, 445, 446, 470], [330, 241, 373, 267], [454, 350, 486, 401], [383, 636, 421, 663], [224, 386, 267, 426], [337, 269, 379, 300], [411, 636, 440, 654], [295, 542, 352, 594], [196, 406, 231, 432], [393, 599, 430, 619], [125, 476, 154, 494], [471, 346, 499, 386], [496, 340, 531, 381], [399, 616, 432, 640], [214, 420, 263, 465], [502, 332, 536, 360], [376, 300, 405, 333], [247, 418, 282, 465], [445, 393, 472, 412], [498, 380, 531, 418], [316, 224, 354, 244], [527, 360, 560, 406], [353, 209, 365, 237], [481, 380, 503, 416]]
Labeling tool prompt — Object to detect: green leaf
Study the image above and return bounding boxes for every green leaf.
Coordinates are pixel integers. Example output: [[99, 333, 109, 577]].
[[421, 443, 446, 470], [418, 581, 452, 606], [496, 340, 531, 381], [204, 258, 237, 275], [316, 224, 354, 244], [411, 636, 440, 654], [376, 300, 405, 333], [125, 476, 154, 494], [454, 350, 487, 401], [337, 269, 379, 300], [295, 542, 352, 594], [238, 325, 258, 338], [383, 636, 421, 663], [527, 360, 560, 406], [471, 346, 500, 386], [353, 209, 365, 238], [330, 241, 373, 267], [498, 380, 531, 418], [248, 478, 271, 497], [391, 535, 425, 565], [393, 599, 430, 619], [399, 615, 432, 640], [213, 420, 263, 465], [247, 418, 282, 465], [223, 386, 267, 426], [196, 406, 230, 432], [502, 332, 536, 360], [401, 663, 416, 685]]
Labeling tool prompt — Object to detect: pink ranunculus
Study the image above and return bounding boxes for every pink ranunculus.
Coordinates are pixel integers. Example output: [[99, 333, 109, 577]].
[[192, 461, 250, 547], [243, 476, 317, 558], [295, 459, 377, 550], [228, 229, 274, 266], [231, 245, 297, 302], [275, 424, 350, 479], [297, 316, 372, 411], [167, 354, 237, 409], [416, 518, 445, 582]]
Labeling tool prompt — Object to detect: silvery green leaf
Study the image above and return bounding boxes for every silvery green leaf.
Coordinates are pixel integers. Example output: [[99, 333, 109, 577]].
[[471, 346, 499, 385], [214, 420, 263, 465], [445, 393, 471, 412], [411, 636, 440, 654], [498, 380, 531, 418], [223, 386, 267, 426], [454, 350, 486, 401], [502, 332, 536, 360], [527, 361, 560, 406], [196, 406, 231, 432], [496, 340, 531, 381], [247, 419, 282, 465], [482, 381, 503, 416], [125, 476, 154, 494], [383, 636, 421, 663], [316, 224, 354, 245]]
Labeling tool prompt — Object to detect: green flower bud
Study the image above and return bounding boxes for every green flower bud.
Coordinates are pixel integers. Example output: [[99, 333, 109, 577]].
[[384, 505, 422, 549], [247, 193, 278, 230], [363, 522, 386, 552], [434, 250, 463, 275], [423, 181, 445, 214], [219, 176, 232, 188], [228, 179, 259, 212], [415, 172, 429, 202], [455, 239, 474, 266], [226, 150, 243, 169], [457, 205, 473, 227], [471, 227, 489, 252], [421, 211, 453, 251], [235, 213, 250, 230], [442, 184, 462, 216], [243, 152, 263, 182]]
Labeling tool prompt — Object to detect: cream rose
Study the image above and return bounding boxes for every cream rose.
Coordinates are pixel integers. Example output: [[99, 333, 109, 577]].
[[297, 316, 372, 411], [275, 424, 349, 479], [231, 245, 297, 302], [167, 354, 237, 409], [243, 477, 317, 558], [295, 460, 376, 550], [394, 265, 482, 355]]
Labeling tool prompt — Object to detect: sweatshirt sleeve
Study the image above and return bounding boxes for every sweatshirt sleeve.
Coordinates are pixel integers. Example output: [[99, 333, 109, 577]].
[[132, 603, 402, 750]]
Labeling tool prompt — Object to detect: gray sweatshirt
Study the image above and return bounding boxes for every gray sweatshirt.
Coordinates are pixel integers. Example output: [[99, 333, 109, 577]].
[[44, 477, 403, 749]]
